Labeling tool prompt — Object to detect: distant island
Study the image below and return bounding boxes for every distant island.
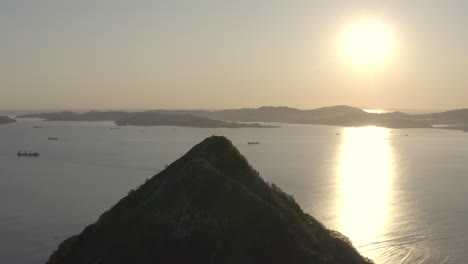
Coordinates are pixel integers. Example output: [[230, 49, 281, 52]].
[[17, 111, 129, 121], [115, 113, 276, 128], [17, 111, 274, 128], [17, 105, 468, 131], [0, 116, 16, 125], [46, 136, 373, 264]]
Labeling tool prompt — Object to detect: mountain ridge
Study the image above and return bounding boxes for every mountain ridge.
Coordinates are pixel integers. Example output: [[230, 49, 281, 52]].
[[46, 136, 373, 264], [17, 105, 468, 130], [115, 113, 276, 128]]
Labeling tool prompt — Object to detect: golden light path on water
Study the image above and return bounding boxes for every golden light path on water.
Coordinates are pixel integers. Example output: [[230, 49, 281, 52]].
[[337, 126, 394, 246]]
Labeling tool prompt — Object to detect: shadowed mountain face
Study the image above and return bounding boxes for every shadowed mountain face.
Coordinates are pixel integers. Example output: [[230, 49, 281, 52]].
[[0, 116, 16, 124], [46, 136, 373, 264]]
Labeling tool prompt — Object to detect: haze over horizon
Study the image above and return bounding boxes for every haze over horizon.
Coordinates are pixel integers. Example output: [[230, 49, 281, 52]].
[[3, 0, 468, 110], [3, 2, 468, 263]]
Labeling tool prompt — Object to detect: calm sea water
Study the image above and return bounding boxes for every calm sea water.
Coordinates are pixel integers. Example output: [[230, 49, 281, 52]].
[[1, 118, 468, 264]]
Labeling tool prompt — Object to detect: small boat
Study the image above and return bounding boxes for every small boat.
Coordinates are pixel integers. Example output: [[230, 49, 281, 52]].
[[33, 125, 42, 128], [248, 142, 260, 145], [48, 137, 59, 140], [336, 133, 340, 135], [17, 150, 39, 157]]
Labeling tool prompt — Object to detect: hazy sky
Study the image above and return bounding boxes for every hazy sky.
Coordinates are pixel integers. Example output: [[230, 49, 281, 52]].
[[2, 0, 468, 110]]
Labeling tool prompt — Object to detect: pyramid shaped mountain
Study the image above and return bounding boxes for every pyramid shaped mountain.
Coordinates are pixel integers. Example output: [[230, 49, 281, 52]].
[[47, 136, 373, 264]]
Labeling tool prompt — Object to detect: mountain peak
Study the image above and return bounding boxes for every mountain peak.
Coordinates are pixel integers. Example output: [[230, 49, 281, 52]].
[[184, 136, 240, 163], [47, 136, 373, 264], [184, 136, 244, 163]]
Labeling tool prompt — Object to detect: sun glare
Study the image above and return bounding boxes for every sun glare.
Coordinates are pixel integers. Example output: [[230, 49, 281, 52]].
[[337, 126, 394, 244], [341, 21, 392, 66]]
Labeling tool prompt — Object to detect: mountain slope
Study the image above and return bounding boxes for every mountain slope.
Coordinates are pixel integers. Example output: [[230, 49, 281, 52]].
[[47, 136, 372, 264]]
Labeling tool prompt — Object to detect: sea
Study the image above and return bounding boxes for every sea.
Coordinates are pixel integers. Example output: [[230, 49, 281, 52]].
[[1, 112, 467, 264]]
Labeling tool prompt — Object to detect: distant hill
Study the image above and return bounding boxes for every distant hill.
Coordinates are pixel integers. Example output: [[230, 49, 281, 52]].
[[17, 111, 130, 121], [147, 105, 367, 124], [17, 111, 80, 120], [145, 106, 432, 128], [46, 136, 373, 264], [0, 116, 15, 124], [115, 113, 276, 128], [415, 109, 468, 125], [17, 105, 468, 130]]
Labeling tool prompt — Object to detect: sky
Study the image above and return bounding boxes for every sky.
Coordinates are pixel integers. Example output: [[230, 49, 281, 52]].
[[2, 0, 468, 110]]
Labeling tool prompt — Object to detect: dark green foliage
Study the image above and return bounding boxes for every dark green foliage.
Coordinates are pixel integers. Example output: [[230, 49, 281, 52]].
[[47, 136, 373, 264]]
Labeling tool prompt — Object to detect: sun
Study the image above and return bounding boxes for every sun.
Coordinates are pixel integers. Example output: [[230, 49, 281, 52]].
[[341, 21, 392, 66]]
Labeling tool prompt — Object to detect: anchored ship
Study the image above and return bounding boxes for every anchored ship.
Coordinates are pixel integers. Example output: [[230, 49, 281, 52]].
[[17, 150, 39, 157]]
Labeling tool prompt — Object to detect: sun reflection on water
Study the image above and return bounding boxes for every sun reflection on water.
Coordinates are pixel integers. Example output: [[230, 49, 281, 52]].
[[337, 126, 394, 244]]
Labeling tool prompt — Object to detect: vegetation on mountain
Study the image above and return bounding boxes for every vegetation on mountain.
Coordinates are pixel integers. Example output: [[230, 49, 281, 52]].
[[47, 136, 373, 264]]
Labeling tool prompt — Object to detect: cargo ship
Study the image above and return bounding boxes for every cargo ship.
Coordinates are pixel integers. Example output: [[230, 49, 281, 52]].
[[17, 151, 39, 157]]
